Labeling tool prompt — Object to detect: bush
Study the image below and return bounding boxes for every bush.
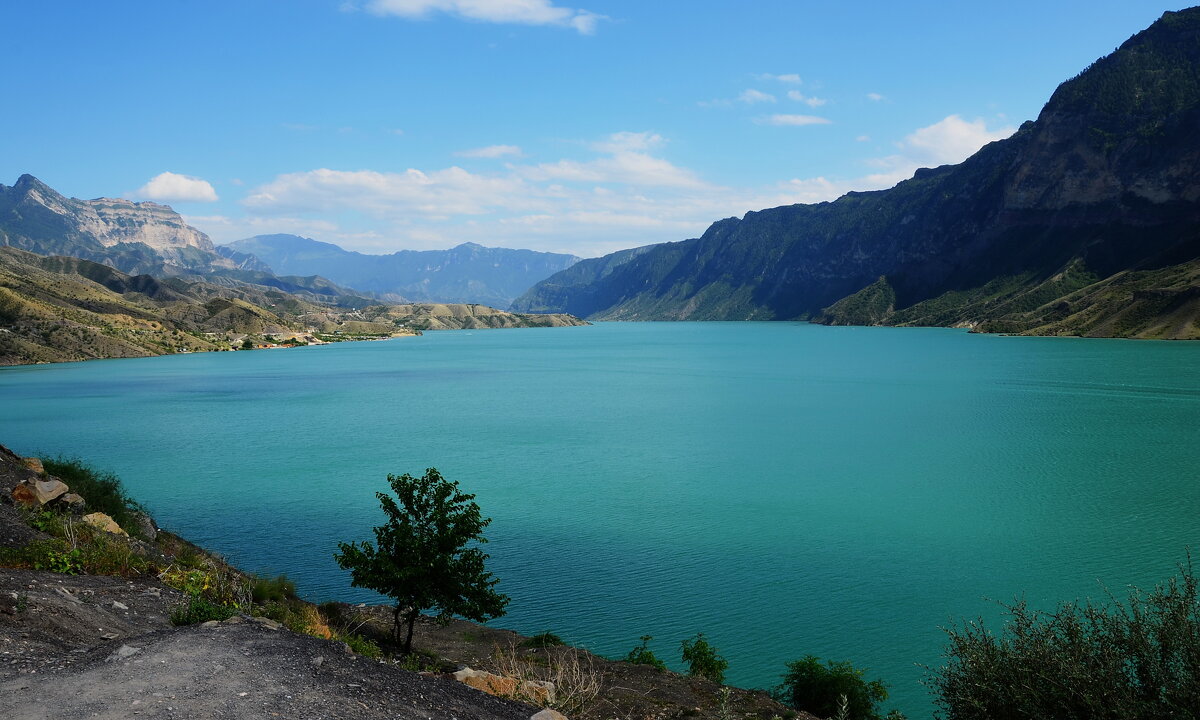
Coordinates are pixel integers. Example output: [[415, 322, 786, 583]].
[[774, 656, 889, 720], [171, 595, 237, 625], [42, 457, 146, 538], [341, 632, 382, 658], [681, 632, 728, 683], [78, 531, 150, 576], [624, 635, 667, 671], [929, 560, 1200, 719], [523, 631, 567, 648], [0, 539, 82, 574], [251, 574, 298, 604]]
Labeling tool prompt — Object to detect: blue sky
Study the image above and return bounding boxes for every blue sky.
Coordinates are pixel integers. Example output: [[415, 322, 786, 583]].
[[0, 1, 1183, 257]]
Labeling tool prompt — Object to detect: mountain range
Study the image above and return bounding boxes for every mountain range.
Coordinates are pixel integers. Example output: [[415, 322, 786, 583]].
[[513, 9, 1200, 340], [221, 234, 580, 308]]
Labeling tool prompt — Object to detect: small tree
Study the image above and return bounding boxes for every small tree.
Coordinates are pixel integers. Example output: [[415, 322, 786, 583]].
[[624, 635, 667, 670], [774, 656, 889, 720], [681, 632, 728, 683], [334, 468, 509, 655]]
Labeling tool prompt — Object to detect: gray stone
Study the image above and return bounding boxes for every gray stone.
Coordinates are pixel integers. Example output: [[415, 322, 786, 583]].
[[106, 645, 141, 662], [112, 601, 129, 611], [251, 616, 282, 630]]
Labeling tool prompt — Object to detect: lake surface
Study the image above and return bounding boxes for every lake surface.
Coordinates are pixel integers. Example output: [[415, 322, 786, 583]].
[[2, 322, 1198, 717]]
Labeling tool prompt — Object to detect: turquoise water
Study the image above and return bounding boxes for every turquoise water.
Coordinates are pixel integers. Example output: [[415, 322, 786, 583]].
[[2, 322, 1199, 717]]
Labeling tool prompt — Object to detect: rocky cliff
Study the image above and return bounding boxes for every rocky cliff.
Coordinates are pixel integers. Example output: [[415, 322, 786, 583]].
[[512, 9, 1200, 339], [0, 174, 268, 276]]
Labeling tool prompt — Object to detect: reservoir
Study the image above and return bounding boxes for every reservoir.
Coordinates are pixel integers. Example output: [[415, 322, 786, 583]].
[[2, 322, 1198, 717]]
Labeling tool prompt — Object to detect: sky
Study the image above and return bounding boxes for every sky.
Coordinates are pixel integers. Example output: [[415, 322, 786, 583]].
[[0, 1, 1185, 258]]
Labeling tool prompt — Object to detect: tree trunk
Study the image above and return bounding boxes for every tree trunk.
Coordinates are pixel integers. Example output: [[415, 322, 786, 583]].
[[393, 604, 403, 649], [403, 608, 418, 656]]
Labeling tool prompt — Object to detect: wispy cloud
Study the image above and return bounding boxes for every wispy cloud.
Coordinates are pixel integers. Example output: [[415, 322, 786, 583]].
[[738, 89, 777, 104], [866, 92, 885, 102], [755, 114, 832, 127], [131, 172, 218, 203], [455, 144, 524, 158], [210, 116, 1016, 257], [755, 73, 802, 84], [356, 0, 606, 34], [786, 90, 827, 107]]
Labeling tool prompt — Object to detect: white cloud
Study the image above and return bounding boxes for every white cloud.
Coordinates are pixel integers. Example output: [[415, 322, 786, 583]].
[[894, 114, 1016, 166], [738, 89, 776, 104], [756, 73, 802, 84], [590, 131, 664, 154], [786, 90, 827, 107], [360, 0, 605, 33], [455, 144, 524, 158], [185, 215, 342, 243], [856, 135, 870, 142], [132, 172, 218, 203], [755, 114, 832, 127], [222, 116, 1016, 257], [866, 92, 885, 102]]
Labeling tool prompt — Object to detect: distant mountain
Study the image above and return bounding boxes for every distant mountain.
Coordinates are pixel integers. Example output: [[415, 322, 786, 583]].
[[0, 246, 586, 365], [0, 174, 269, 275], [513, 9, 1200, 339], [222, 234, 580, 308], [0, 245, 327, 364], [0, 175, 392, 308]]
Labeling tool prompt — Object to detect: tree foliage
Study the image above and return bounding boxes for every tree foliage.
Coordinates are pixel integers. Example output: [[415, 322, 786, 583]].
[[774, 655, 890, 720], [680, 632, 728, 683], [624, 635, 667, 671], [334, 468, 508, 654], [929, 560, 1200, 719]]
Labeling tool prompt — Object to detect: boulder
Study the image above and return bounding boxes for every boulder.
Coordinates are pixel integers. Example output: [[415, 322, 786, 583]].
[[10, 478, 70, 507], [23, 457, 45, 475], [130, 511, 158, 542], [59, 493, 86, 512], [10, 483, 37, 507], [530, 710, 568, 720], [452, 668, 554, 704], [82, 512, 128, 536]]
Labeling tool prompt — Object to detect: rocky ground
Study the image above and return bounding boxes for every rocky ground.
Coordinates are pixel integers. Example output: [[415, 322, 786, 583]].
[[0, 445, 808, 720]]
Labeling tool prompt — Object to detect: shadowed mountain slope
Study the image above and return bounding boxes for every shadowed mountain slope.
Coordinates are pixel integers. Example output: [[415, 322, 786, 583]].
[[512, 9, 1200, 339]]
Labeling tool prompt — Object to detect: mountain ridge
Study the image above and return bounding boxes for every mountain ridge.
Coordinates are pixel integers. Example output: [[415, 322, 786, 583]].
[[512, 8, 1200, 339], [223, 234, 580, 308]]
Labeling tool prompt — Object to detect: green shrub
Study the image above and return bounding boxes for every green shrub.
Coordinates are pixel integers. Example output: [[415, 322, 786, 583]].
[[929, 560, 1200, 719], [42, 457, 146, 538], [79, 531, 150, 576], [624, 635, 667, 671], [251, 574, 297, 604], [23, 509, 68, 537], [773, 656, 889, 720], [0, 539, 82, 574], [681, 632, 728, 683], [170, 595, 237, 625], [523, 631, 566, 648], [341, 632, 382, 658]]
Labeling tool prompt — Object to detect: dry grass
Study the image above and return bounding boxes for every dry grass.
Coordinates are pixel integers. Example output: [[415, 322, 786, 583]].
[[490, 639, 602, 716]]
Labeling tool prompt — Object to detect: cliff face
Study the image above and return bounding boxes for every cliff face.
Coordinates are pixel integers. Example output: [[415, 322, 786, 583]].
[[0, 175, 265, 275], [512, 9, 1200, 339]]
